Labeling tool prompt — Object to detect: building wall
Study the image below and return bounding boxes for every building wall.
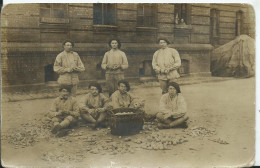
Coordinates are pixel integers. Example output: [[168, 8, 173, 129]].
[[1, 3, 255, 86]]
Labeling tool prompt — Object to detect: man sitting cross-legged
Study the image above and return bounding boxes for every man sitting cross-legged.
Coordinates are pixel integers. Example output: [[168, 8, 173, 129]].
[[156, 82, 189, 129], [80, 82, 109, 129]]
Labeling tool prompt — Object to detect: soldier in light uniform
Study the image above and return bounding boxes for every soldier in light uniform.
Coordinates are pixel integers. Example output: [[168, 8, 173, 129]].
[[50, 86, 80, 137], [54, 40, 85, 96], [101, 39, 128, 97], [152, 38, 181, 94], [80, 82, 109, 129]]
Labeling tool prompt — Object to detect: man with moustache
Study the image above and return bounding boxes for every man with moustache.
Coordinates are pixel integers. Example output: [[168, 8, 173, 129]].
[[80, 82, 109, 129], [50, 86, 80, 137]]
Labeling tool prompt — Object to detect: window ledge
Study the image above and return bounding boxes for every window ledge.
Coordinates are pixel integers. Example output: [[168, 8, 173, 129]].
[[93, 24, 118, 31], [136, 27, 158, 30], [93, 25, 117, 28], [40, 17, 69, 24], [136, 27, 158, 32], [174, 24, 192, 29]]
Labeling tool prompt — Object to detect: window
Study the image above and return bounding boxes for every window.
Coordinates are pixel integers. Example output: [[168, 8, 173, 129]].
[[40, 4, 67, 19], [210, 9, 220, 45], [93, 4, 116, 25], [236, 11, 243, 36], [137, 4, 156, 27], [39, 4, 69, 42], [174, 4, 191, 24]]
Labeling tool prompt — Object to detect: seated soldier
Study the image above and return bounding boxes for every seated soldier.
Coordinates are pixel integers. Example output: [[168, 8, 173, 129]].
[[110, 80, 144, 109], [80, 82, 109, 129], [50, 86, 80, 137], [156, 82, 189, 129]]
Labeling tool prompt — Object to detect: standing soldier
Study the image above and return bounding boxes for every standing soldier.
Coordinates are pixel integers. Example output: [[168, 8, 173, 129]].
[[54, 40, 85, 96], [101, 39, 128, 96], [152, 38, 181, 94]]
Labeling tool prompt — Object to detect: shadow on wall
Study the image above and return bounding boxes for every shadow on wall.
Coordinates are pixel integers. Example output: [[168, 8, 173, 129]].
[[96, 62, 106, 78]]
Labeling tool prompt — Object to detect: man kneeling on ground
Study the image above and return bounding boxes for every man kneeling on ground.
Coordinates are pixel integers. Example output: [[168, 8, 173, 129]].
[[156, 82, 189, 129], [110, 80, 145, 109], [80, 82, 109, 129], [50, 86, 80, 137]]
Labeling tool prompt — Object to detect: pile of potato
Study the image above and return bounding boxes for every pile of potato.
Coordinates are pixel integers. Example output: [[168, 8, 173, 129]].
[[114, 112, 135, 116], [186, 126, 216, 137], [134, 132, 188, 150], [87, 140, 135, 155], [2, 120, 51, 148]]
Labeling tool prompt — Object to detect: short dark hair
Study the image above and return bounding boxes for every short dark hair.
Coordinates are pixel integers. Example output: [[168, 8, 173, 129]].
[[108, 39, 121, 49], [89, 82, 102, 93], [118, 80, 130, 92], [167, 82, 181, 93], [59, 85, 72, 93], [157, 38, 171, 45], [62, 40, 75, 48]]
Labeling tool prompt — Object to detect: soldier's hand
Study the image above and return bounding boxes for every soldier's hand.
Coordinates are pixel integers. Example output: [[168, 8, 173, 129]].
[[164, 69, 169, 74], [164, 113, 172, 119], [72, 67, 80, 72], [160, 69, 166, 74], [106, 65, 112, 69], [133, 103, 140, 109], [66, 68, 73, 73], [113, 65, 120, 70], [89, 109, 95, 114], [72, 112, 80, 117], [155, 69, 160, 74], [96, 108, 105, 113]]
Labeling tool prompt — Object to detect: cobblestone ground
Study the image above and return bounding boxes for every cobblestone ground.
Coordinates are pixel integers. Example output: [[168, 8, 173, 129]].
[[1, 77, 255, 168]]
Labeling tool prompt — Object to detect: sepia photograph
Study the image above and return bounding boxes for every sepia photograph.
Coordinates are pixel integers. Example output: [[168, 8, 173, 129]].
[[1, 3, 256, 167]]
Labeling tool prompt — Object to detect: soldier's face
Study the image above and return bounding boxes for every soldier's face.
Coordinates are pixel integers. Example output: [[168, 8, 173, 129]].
[[90, 86, 99, 96], [60, 89, 70, 99], [118, 83, 127, 94], [159, 40, 168, 48], [110, 40, 118, 49], [64, 42, 73, 52], [168, 86, 177, 96]]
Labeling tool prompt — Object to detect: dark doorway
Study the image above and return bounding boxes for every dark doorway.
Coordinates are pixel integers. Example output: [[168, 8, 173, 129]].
[[45, 64, 58, 82], [139, 60, 156, 77], [178, 59, 190, 76]]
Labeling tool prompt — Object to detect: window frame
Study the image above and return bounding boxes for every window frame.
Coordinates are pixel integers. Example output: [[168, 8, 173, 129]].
[[93, 3, 117, 25], [136, 4, 157, 28], [40, 4, 68, 19], [210, 8, 220, 45], [236, 10, 243, 36]]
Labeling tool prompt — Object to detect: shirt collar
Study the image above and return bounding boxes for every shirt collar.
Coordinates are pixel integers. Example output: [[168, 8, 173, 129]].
[[60, 96, 70, 100], [63, 51, 73, 54]]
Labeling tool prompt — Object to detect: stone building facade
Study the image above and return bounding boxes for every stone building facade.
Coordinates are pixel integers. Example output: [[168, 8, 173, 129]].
[[1, 3, 255, 86]]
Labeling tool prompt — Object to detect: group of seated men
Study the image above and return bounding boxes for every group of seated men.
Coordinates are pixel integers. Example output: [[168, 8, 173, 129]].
[[49, 80, 188, 137]]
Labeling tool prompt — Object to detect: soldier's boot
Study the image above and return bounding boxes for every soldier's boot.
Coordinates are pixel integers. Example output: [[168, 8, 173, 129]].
[[95, 113, 107, 128], [60, 118, 71, 129], [56, 129, 69, 137], [169, 116, 189, 128], [51, 124, 62, 134]]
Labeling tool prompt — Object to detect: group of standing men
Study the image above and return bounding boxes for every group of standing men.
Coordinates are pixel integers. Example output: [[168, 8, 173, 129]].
[[49, 38, 188, 137]]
